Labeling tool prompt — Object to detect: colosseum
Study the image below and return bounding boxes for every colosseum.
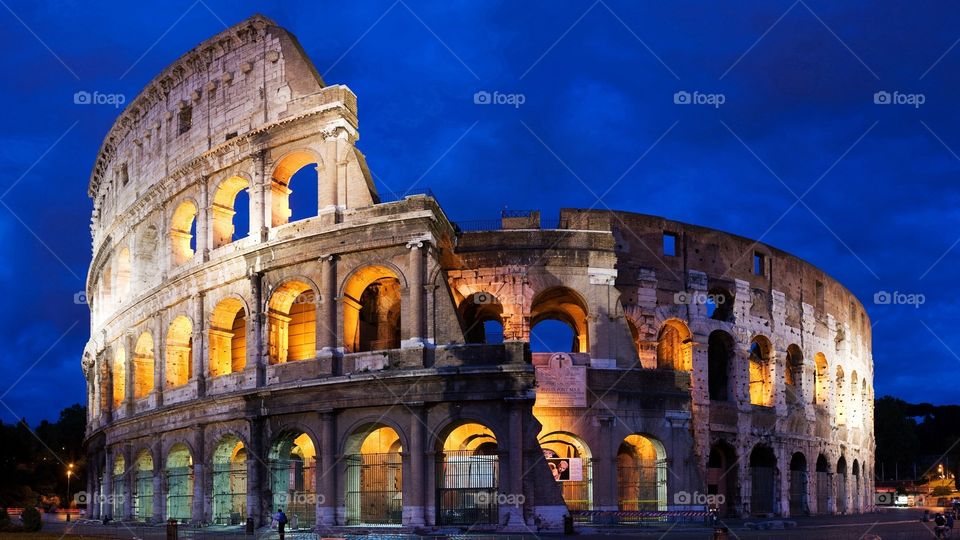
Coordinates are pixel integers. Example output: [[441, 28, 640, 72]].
[[81, 14, 875, 533]]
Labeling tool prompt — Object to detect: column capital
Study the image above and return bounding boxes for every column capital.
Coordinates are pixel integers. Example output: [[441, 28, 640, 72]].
[[406, 238, 431, 250], [318, 253, 338, 263]]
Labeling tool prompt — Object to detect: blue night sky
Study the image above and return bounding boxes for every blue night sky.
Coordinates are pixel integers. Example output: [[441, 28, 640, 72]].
[[0, 1, 957, 423]]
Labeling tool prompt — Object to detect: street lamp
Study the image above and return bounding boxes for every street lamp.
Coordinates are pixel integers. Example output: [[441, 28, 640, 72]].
[[66, 463, 74, 523]]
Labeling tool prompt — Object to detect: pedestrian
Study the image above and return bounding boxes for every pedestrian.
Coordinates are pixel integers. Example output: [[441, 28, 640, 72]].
[[947, 511, 955, 533], [274, 508, 288, 540], [934, 513, 947, 539]]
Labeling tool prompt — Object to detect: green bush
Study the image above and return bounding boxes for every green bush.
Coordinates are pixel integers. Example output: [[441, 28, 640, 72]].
[[932, 485, 953, 497], [21, 506, 41, 532]]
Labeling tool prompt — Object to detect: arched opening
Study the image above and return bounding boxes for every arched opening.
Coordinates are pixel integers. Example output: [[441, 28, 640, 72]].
[[99, 260, 113, 317], [209, 298, 246, 377], [788, 452, 808, 516], [836, 456, 847, 514], [212, 435, 247, 525], [813, 353, 828, 405], [748, 336, 774, 407], [165, 316, 193, 388], [785, 345, 803, 405], [344, 425, 403, 525], [211, 175, 250, 248], [112, 347, 126, 409], [268, 281, 317, 364], [850, 372, 860, 426], [539, 431, 593, 516], [166, 444, 193, 522], [436, 422, 499, 525], [707, 287, 734, 322], [343, 266, 402, 353], [269, 432, 317, 529], [815, 454, 830, 514], [133, 333, 154, 400], [851, 460, 860, 513], [835, 367, 846, 425], [616, 434, 667, 516], [136, 224, 159, 289], [271, 151, 320, 226], [708, 331, 735, 401], [530, 287, 588, 353], [749, 445, 777, 515], [706, 441, 738, 517], [170, 200, 198, 265], [133, 450, 154, 521], [112, 454, 126, 518], [656, 319, 692, 371], [459, 292, 504, 344], [116, 247, 132, 303]]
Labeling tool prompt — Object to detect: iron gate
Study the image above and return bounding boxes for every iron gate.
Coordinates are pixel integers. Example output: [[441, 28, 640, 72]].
[[212, 463, 247, 525], [112, 473, 125, 518], [270, 458, 317, 528], [789, 470, 807, 515], [436, 450, 499, 525], [617, 458, 667, 521], [345, 453, 402, 525], [816, 472, 830, 514], [751, 466, 775, 515], [563, 459, 593, 520], [166, 466, 193, 521], [134, 470, 153, 520]]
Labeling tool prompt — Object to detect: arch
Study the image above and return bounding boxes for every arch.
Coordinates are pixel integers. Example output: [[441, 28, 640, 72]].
[[270, 149, 321, 227], [269, 430, 318, 528], [211, 175, 251, 248], [617, 434, 667, 514], [538, 431, 593, 514], [835, 366, 846, 425], [656, 319, 692, 371], [212, 434, 248, 524], [165, 443, 193, 522], [813, 353, 829, 405], [111, 453, 126, 518], [99, 258, 113, 316], [708, 331, 735, 401], [268, 280, 317, 364], [136, 224, 160, 288], [436, 421, 499, 525], [706, 440, 738, 517], [707, 287, 734, 322], [785, 345, 803, 405], [112, 347, 126, 409], [788, 452, 808, 516], [836, 456, 848, 514], [815, 454, 830, 514], [458, 291, 504, 344], [133, 332, 155, 399], [344, 424, 403, 525], [170, 199, 198, 265], [133, 449, 154, 521], [530, 286, 589, 353], [165, 316, 192, 388], [343, 265, 402, 353], [749, 445, 777, 515], [852, 459, 861, 513], [116, 247, 132, 303], [748, 336, 774, 407], [209, 297, 247, 377]]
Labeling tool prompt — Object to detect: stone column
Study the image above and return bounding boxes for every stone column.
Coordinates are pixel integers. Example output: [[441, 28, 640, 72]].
[[402, 240, 427, 348], [317, 255, 338, 353], [250, 272, 266, 387], [123, 446, 135, 520], [197, 175, 210, 261], [152, 448, 164, 522], [102, 352, 113, 423], [593, 415, 618, 512], [191, 424, 205, 524], [404, 404, 426, 526], [504, 399, 524, 527], [320, 132, 339, 212], [192, 293, 206, 397], [249, 151, 268, 241], [154, 315, 165, 407], [318, 410, 336, 526], [124, 333, 135, 416], [101, 450, 113, 520], [246, 418, 264, 526]]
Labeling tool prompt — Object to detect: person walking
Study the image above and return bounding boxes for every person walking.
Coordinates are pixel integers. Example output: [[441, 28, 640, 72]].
[[274, 508, 288, 540]]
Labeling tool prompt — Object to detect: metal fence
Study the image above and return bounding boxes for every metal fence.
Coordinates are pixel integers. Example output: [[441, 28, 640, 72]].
[[617, 459, 667, 521], [270, 457, 316, 528], [436, 450, 500, 526], [166, 466, 193, 522], [344, 452, 403, 525], [212, 462, 247, 525], [562, 458, 593, 519], [789, 470, 807, 515], [134, 469, 153, 521]]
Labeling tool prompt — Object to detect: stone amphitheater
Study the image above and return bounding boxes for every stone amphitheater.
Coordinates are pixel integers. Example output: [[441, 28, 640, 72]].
[[81, 14, 875, 533]]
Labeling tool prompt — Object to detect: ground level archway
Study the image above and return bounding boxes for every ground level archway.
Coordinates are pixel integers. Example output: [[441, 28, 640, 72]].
[[212, 435, 247, 525], [616, 434, 667, 519], [344, 425, 403, 526], [436, 422, 499, 526], [269, 431, 317, 528], [539, 431, 593, 516]]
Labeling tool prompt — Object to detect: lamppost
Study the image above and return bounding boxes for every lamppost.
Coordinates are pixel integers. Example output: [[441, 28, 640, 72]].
[[66, 463, 74, 522]]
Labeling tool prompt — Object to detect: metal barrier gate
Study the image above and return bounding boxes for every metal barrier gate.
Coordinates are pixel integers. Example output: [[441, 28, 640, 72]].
[[616, 459, 667, 522], [436, 450, 499, 525], [165, 466, 193, 521], [345, 452, 402, 525], [212, 462, 246, 525]]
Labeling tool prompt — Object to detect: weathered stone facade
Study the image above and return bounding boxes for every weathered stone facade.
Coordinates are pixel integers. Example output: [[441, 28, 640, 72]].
[[81, 15, 874, 532]]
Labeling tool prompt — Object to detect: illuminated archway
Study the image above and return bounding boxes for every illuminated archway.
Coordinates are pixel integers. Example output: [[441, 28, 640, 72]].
[[343, 266, 402, 353], [707, 441, 738, 517], [538, 431, 592, 515], [212, 175, 250, 248], [209, 298, 246, 377], [748, 336, 774, 407], [458, 292, 504, 344], [133, 333, 155, 399], [617, 434, 667, 515], [656, 319, 692, 371], [116, 247, 131, 303], [269, 431, 317, 528], [165, 316, 192, 388], [708, 331, 735, 401], [750, 445, 777, 515], [271, 150, 320, 226], [170, 200, 198, 265], [785, 345, 803, 405], [268, 281, 316, 364], [813, 353, 829, 405], [436, 422, 499, 525], [165, 444, 193, 522], [112, 347, 126, 409], [112, 454, 126, 518], [212, 435, 247, 524], [530, 287, 588, 353], [133, 450, 154, 521], [344, 425, 403, 525], [788, 452, 808, 516]]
